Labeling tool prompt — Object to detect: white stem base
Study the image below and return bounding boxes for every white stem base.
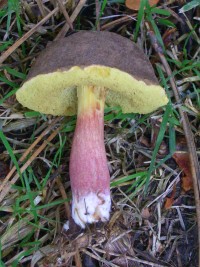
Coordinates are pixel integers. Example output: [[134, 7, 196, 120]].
[[72, 192, 111, 228]]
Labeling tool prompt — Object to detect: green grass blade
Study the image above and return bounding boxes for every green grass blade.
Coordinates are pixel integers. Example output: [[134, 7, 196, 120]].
[[179, 0, 200, 13], [2, 66, 26, 79], [145, 103, 171, 192], [111, 171, 147, 187], [0, 130, 21, 179], [0, 88, 18, 105], [0, 75, 18, 87], [134, 0, 148, 42], [0, 40, 13, 52], [150, 7, 171, 16], [30, 198, 69, 211], [157, 18, 176, 28], [23, 171, 39, 223], [147, 14, 165, 50], [100, 0, 107, 17]]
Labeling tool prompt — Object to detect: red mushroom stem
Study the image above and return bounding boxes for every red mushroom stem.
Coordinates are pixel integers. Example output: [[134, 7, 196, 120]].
[[70, 85, 111, 228]]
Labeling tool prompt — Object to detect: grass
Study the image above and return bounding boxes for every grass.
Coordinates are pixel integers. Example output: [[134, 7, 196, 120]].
[[0, 0, 199, 266], [0, 131, 22, 180]]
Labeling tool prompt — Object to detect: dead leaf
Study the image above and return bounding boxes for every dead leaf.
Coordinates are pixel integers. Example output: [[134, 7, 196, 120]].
[[172, 136, 193, 191], [182, 175, 193, 192], [105, 226, 134, 256], [165, 185, 176, 209], [165, 136, 193, 208], [109, 256, 141, 267], [141, 207, 151, 219], [151, 118, 168, 156], [162, 28, 178, 47], [174, 136, 188, 152], [139, 136, 151, 148], [126, 0, 159, 10], [173, 152, 193, 191]]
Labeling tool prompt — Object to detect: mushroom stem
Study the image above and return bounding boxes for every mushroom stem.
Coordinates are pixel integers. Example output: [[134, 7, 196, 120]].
[[70, 85, 111, 228]]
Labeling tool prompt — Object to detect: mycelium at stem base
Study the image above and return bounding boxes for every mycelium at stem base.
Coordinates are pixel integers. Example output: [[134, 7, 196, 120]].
[[69, 85, 111, 228]]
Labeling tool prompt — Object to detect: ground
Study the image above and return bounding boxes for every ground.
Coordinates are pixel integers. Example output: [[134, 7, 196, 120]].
[[0, 0, 199, 266]]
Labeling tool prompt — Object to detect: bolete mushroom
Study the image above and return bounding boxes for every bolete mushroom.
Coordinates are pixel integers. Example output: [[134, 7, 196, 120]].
[[16, 31, 168, 228]]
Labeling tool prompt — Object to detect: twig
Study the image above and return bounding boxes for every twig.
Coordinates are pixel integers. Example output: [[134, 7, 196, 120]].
[[36, 0, 46, 17], [145, 21, 200, 267], [0, 117, 61, 194], [95, 0, 100, 31], [83, 248, 168, 267], [55, 0, 87, 40], [74, 250, 83, 267], [0, 7, 59, 65], [101, 15, 135, 30], [57, 0, 73, 30], [81, 249, 118, 267], [56, 176, 71, 219], [0, 126, 61, 203]]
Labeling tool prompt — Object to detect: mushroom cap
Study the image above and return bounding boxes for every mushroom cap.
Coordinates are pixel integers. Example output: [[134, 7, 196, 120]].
[[16, 31, 168, 115], [126, 0, 159, 10]]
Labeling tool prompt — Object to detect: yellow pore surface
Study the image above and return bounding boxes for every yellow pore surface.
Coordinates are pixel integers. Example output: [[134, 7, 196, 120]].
[[16, 65, 169, 116]]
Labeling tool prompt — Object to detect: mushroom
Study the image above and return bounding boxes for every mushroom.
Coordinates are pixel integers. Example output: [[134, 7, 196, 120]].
[[16, 31, 168, 228], [126, 0, 159, 10]]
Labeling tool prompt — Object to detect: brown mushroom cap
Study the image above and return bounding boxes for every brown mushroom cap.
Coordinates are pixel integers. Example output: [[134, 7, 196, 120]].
[[16, 31, 168, 115], [126, 0, 159, 11]]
